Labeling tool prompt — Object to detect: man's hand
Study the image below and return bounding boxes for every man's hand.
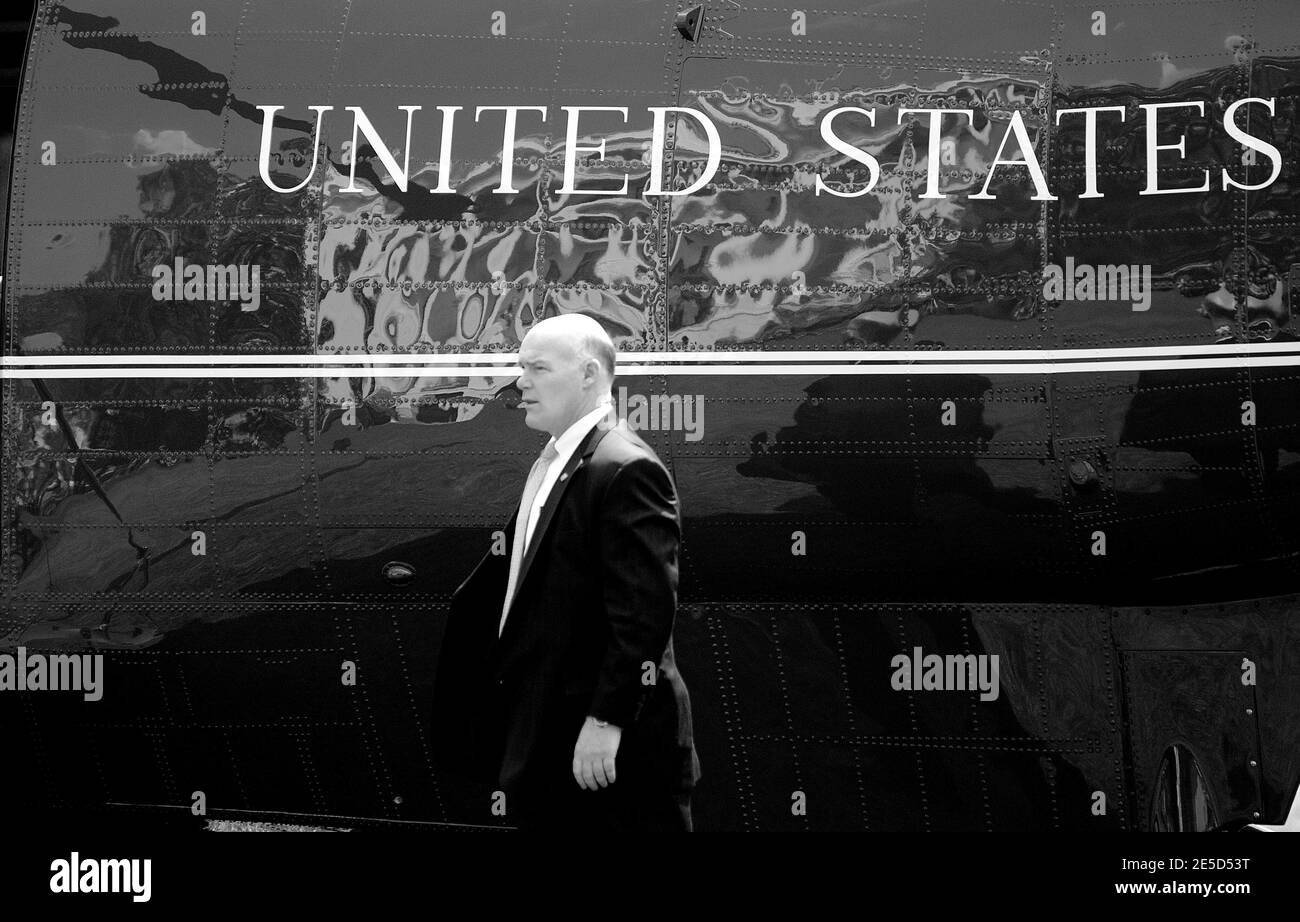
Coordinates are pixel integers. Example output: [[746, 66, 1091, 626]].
[[572, 716, 622, 790]]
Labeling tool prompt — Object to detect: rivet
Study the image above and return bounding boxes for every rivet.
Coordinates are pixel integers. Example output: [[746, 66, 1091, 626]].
[[1249, 760, 1258, 767], [1246, 707, 1253, 715]]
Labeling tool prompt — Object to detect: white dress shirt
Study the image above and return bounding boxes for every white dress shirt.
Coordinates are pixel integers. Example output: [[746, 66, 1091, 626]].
[[521, 396, 615, 553]]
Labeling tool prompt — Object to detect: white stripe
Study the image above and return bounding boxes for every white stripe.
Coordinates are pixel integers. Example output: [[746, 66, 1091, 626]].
[[5, 342, 1300, 367], [4, 355, 1299, 378], [1, 353, 514, 366]]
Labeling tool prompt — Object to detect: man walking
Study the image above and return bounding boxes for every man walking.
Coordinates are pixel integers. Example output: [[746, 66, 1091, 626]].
[[433, 313, 699, 830]]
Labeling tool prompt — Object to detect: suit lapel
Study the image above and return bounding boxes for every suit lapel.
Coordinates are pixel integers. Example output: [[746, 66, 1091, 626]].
[[500, 419, 616, 633]]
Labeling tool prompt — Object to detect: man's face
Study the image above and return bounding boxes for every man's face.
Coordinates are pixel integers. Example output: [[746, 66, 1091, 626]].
[[515, 330, 590, 437]]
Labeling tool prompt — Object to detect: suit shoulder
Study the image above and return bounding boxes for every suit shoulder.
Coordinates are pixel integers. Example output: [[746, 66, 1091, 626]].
[[589, 428, 680, 523], [586, 427, 676, 497], [592, 424, 663, 469]]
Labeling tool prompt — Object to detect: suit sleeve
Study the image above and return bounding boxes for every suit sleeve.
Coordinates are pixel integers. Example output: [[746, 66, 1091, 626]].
[[589, 456, 681, 727]]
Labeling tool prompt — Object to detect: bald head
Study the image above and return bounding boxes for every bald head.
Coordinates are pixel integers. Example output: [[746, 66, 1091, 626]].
[[515, 314, 618, 437], [532, 314, 615, 380]]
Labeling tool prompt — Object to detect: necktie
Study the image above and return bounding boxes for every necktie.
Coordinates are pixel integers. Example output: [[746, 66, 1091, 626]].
[[499, 440, 560, 635]]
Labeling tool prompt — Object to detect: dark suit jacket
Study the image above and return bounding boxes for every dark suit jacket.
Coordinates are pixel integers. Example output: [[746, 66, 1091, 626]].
[[432, 418, 700, 817]]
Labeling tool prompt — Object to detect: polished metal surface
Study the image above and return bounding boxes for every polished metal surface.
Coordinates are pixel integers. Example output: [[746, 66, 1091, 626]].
[[3, 0, 1297, 830]]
